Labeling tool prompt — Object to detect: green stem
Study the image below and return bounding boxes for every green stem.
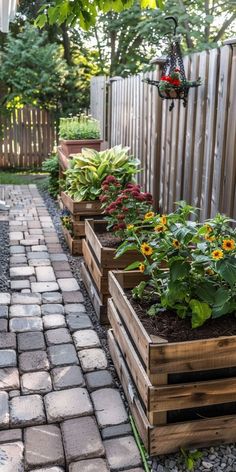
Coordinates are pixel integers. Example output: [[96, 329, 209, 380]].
[[129, 415, 151, 472]]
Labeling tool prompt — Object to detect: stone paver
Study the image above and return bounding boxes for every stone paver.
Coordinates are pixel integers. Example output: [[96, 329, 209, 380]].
[[69, 459, 109, 472], [0, 306, 8, 318], [17, 332, 45, 352], [64, 304, 86, 314], [104, 436, 142, 470], [36, 267, 56, 282], [10, 317, 43, 332], [43, 315, 66, 330], [11, 293, 42, 305], [10, 266, 35, 278], [57, 278, 79, 292], [73, 330, 100, 350], [78, 348, 108, 372], [10, 304, 41, 318], [0, 293, 10, 305], [21, 371, 52, 394], [10, 394, 46, 426], [45, 388, 93, 422], [61, 416, 105, 462], [45, 328, 71, 346], [92, 388, 128, 427], [51, 365, 84, 390], [0, 333, 16, 349], [11, 280, 30, 290], [42, 304, 64, 315], [0, 429, 22, 443], [0, 350, 16, 368], [0, 368, 20, 390], [31, 282, 59, 293], [42, 292, 62, 304], [67, 314, 92, 332], [47, 344, 78, 367], [24, 425, 64, 469], [19, 351, 49, 373], [62, 291, 84, 303], [0, 442, 24, 472], [0, 391, 9, 428], [85, 370, 113, 391]]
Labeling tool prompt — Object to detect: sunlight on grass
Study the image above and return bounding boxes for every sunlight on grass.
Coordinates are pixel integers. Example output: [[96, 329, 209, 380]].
[[0, 171, 48, 186]]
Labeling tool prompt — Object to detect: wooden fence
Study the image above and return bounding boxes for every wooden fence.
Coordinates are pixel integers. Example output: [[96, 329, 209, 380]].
[[91, 39, 236, 219], [0, 107, 57, 168]]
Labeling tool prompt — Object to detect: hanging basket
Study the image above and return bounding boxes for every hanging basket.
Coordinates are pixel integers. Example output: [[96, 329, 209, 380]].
[[145, 17, 201, 111]]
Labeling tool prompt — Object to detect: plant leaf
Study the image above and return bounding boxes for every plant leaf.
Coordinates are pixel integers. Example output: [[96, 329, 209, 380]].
[[190, 299, 212, 328]]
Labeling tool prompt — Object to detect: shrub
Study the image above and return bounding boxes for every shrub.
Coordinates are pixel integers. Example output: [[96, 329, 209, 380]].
[[42, 154, 60, 198], [59, 115, 100, 140]]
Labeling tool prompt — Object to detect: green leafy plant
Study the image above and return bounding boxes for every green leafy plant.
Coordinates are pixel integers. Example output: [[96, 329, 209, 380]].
[[100, 177, 153, 236], [60, 210, 73, 234], [180, 448, 203, 471], [42, 154, 60, 198], [116, 202, 236, 328], [59, 115, 100, 140], [64, 146, 139, 202]]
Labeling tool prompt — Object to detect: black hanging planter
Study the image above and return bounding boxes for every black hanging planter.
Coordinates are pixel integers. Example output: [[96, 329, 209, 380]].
[[145, 17, 201, 111]]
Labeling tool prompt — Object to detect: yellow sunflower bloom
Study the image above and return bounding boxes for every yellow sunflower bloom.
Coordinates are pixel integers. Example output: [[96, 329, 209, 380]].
[[211, 249, 224, 260], [172, 239, 180, 248], [139, 263, 145, 273], [141, 243, 153, 256], [160, 215, 167, 225], [222, 239, 235, 251], [144, 211, 155, 220], [127, 224, 134, 230], [205, 233, 215, 242], [154, 224, 166, 233], [205, 224, 213, 233]]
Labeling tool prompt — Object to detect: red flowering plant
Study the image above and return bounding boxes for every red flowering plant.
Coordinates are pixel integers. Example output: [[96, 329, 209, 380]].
[[99, 176, 153, 237]]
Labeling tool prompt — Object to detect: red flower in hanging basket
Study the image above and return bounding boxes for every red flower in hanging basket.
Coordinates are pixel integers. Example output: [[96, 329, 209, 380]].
[[171, 79, 181, 86]]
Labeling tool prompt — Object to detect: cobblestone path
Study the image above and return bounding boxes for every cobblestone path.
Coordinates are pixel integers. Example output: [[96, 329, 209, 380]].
[[0, 185, 144, 472]]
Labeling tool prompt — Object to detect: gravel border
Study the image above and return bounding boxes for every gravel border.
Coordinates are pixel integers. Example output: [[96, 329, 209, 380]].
[[38, 187, 236, 472], [0, 221, 10, 292]]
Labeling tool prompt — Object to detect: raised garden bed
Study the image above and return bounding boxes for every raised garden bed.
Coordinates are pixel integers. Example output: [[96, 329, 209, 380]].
[[61, 192, 103, 256], [108, 270, 236, 455], [60, 138, 102, 158], [81, 219, 140, 322]]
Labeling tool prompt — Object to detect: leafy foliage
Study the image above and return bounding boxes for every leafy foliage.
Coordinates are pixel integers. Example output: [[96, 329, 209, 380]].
[[64, 146, 139, 202], [42, 154, 60, 197], [116, 204, 236, 329], [59, 115, 100, 140], [180, 448, 203, 471]]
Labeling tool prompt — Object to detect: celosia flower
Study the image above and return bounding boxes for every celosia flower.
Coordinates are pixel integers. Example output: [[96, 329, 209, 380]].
[[222, 239, 235, 251], [141, 243, 153, 256], [117, 214, 125, 220], [118, 222, 126, 230], [211, 249, 224, 260]]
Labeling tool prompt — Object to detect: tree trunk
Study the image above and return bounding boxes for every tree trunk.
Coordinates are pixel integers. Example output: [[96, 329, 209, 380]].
[[61, 22, 73, 66]]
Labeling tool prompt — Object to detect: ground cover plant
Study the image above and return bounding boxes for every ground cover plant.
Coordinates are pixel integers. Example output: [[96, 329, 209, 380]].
[[116, 201, 236, 328]]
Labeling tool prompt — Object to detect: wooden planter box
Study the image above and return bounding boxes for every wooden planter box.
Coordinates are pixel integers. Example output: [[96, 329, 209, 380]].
[[60, 139, 102, 158], [108, 270, 236, 455], [61, 193, 103, 256], [62, 226, 82, 256], [81, 220, 140, 322]]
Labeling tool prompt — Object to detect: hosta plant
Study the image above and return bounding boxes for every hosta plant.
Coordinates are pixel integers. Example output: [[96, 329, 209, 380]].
[[100, 176, 153, 237], [59, 115, 100, 140], [116, 202, 236, 328], [64, 146, 139, 202]]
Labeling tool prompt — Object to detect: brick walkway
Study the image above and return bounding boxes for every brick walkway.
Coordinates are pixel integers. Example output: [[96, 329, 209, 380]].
[[0, 185, 144, 472]]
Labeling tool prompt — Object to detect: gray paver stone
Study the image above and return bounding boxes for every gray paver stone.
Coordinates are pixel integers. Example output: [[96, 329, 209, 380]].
[[0, 319, 7, 331], [45, 328, 71, 346], [85, 370, 113, 391], [62, 291, 84, 303], [43, 315, 66, 330], [69, 459, 109, 472], [104, 436, 142, 470], [42, 292, 62, 304], [36, 267, 56, 282], [0, 293, 10, 305], [10, 266, 35, 278], [47, 344, 78, 367], [61, 416, 104, 463], [10, 245, 25, 254], [50, 254, 68, 262], [28, 469, 64, 472], [57, 278, 79, 292], [51, 365, 84, 390], [64, 304, 85, 315], [10, 394, 45, 426], [24, 425, 64, 470], [17, 332, 45, 352], [0, 442, 24, 472], [92, 388, 128, 427], [42, 304, 64, 315], [10, 305, 41, 318], [21, 371, 52, 394], [45, 387, 93, 422], [102, 423, 132, 440], [27, 252, 49, 259], [0, 391, 9, 428], [0, 429, 22, 444], [78, 348, 107, 372], [67, 314, 92, 332], [11, 293, 41, 305], [10, 317, 43, 333], [29, 259, 51, 267], [0, 306, 8, 318], [73, 330, 100, 350], [19, 350, 49, 373], [11, 280, 30, 290], [0, 350, 16, 368], [0, 333, 16, 349], [0, 368, 20, 391], [32, 245, 47, 252], [31, 282, 59, 293]]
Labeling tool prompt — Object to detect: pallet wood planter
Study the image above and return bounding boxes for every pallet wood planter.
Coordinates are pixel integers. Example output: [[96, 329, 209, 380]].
[[81, 219, 140, 322], [60, 192, 103, 256], [60, 138, 102, 158], [108, 270, 236, 455]]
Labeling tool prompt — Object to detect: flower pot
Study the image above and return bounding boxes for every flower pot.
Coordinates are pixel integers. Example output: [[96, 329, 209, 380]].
[[108, 270, 236, 455], [60, 139, 103, 158]]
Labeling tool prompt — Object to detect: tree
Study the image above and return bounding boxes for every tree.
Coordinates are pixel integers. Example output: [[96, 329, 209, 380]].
[[0, 26, 68, 111]]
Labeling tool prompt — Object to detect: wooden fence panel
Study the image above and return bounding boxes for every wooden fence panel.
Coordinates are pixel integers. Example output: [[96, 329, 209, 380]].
[[0, 106, 56, 169]]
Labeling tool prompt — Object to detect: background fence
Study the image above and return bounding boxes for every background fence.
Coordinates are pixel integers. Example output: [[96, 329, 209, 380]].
[[0, 107, 56, 168], [91, 39, 236, 219]]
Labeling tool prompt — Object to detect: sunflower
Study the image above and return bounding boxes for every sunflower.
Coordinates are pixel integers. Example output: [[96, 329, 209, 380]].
[[141, 243, 153, 256], [204, 224, 213, 233], [205, 233, 215, 242], [172, 239, 180, 248], [144, 211, 155, 220], [211, 249, 224, 260], [127, 224, 134, 230], [222, 239, 235, 251], [154, 224, 166, 233], [139, 263, 145, 272], [160, 215, 167, 225]]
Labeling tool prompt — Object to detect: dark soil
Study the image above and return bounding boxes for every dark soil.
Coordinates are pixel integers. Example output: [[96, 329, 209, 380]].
[[126, 290, 236, 343], [97, 231, 122, 249]]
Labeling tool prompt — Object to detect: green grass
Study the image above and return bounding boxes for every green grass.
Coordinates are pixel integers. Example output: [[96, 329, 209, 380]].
[[0, 171, 48, 186]]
